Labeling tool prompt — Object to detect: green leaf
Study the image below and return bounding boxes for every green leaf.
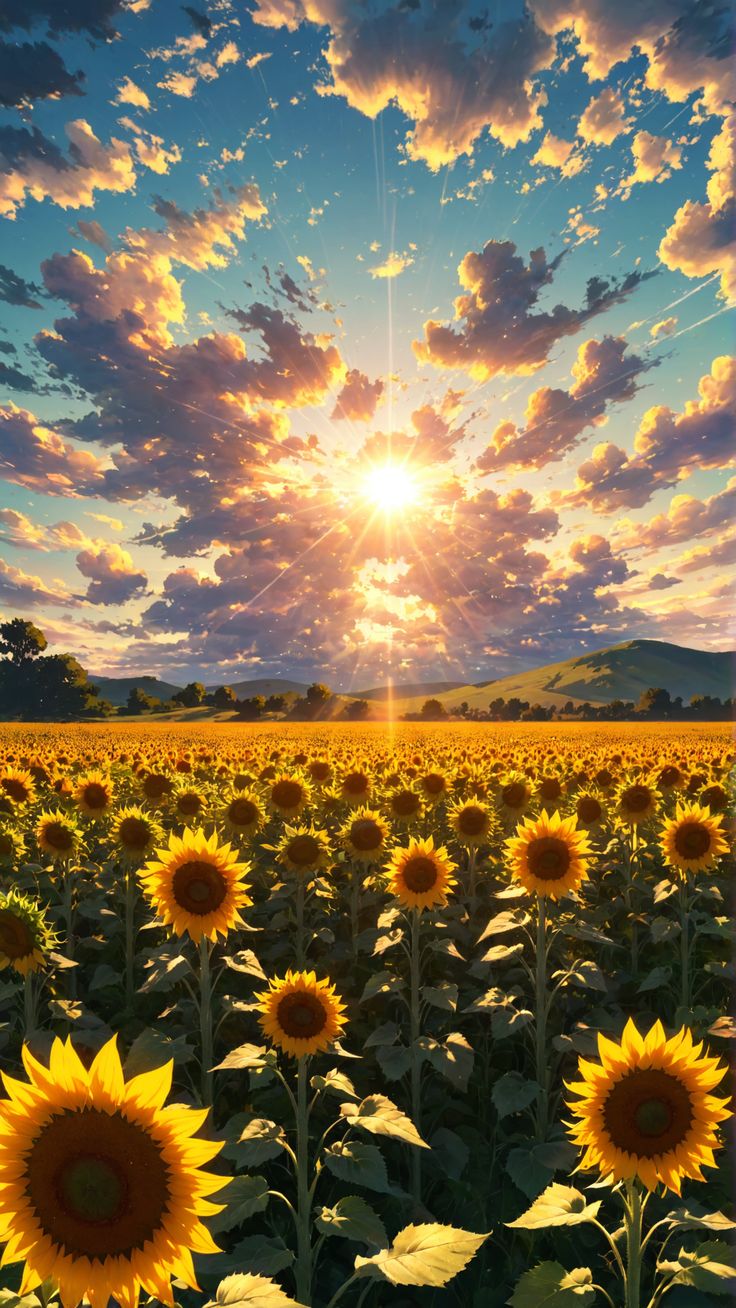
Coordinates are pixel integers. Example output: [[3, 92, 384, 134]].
[[235, 1119, 286, 1166], [658, 1241, 736, 1294], [204, 1273, 305, 1308], [214, 1043, 270, 1071], [664, 1207, 736, 1234], [340, 1094, 429, 1148], [315, 1196, 388, 1248], [360, 969, 403, 1001], [375, 1043, 412, 1081], [492, 1072, 539, 1120], [557, 961, 607, 993], [477, 909, 530, 944], [422, 981, 459, 1011], [508, 1262, 596, 1306], [138, 951, 191, 994], [223, 1236, 294, 1277], [505, 1145, 554, 1200], [507, 1184, 601, 1230], [210, 1176, 270, 1233], [638, 965, 672, 993], [430, 1127, 469, 1181], [222, 950, 267, 979], [310, 1068, 358, 1100], [364, 1020, 400, 1048], [422, 1031, 474, 1090], [481, 942, 524, 965], [123, 1028, 194, 1077], [355, 1223, 488, 1287], [323, 1140, 396, 1194], [492, 1005, 533, 1040]]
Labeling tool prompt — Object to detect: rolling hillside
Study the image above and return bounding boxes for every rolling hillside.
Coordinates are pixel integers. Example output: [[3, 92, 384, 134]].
[[394, 641, 733, 716], [89, 675, 184, 707]]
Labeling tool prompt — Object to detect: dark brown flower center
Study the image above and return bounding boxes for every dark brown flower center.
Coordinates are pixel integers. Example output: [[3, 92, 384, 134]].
[[143, 774, 172, 799], [177, 793, 202, 816], [277, 991, 327, 1038], [118, 817, 151, 849], [392, 790, 421, 816], [350, 819, 383, 852], [309, 761, 331, 781], [595, 769, 613, 788], [577, 796, 602, 824], [271, 780, 304, 809], [540, 778, 562, 800], [81, 783, 108, 810], [286, 834, 322, 866], [27, 1109, 170, 1258], [172, 860, 227, 915], [423, 773, 445, 794], [502, 781, 527, 809], [701, 784, 727, 812], [674, 821, 711, 860], [0, 910, 34, 959], [228, 798, 258, 826], [0, 834, 13, 856], [458, 805, 487, 836], [603, 1068, 692, 1159], [527, 836, 571, 881], [1, 778, 30, 802], [43, 821, 74, 851], [343, 772, 369, 796], [402, 855, 438, 893], [659, 766, 681, 788], [622, 785, 652, 814]]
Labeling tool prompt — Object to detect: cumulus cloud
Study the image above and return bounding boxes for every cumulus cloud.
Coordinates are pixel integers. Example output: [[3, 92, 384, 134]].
[[0, 557, 77, 609], [615, 480, 736, 552], [369, 250, 414, 278], [331, 368, 384, 422], [0, 0, 127, 40], [0, 509, 93, 552], [620, 131, 682, 193], [115, 76, 151, 110], [0, 118, 177, 220], [0, 41, 84, 107], [658, 112, 736, 301], [531, 131, 584, 176], [650, 315, 677, 339], [576, 86, 631, 145], [477, 334, 654, 472], [570, 355, 736, 512], [252, 0, 555, 169], [413, 240, 652, 381], [0, 263, 44, 308], [123, 185, 267, 270], [0, 403, 106, 495], [76, 543, 148, 605]]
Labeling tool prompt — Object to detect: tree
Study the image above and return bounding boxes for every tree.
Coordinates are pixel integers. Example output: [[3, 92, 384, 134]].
[[212, 685, 236, 710], [265, 694, 287, 713], [237, 695, 265, 720], [124, 687, 161, 715], [306, 683, 332, 707], [0, 619, 47, 664], [345, 698, 370, 720], [173, 681, 206, 707], [637, 687, 672, 717], [420, 698, 447, 720]]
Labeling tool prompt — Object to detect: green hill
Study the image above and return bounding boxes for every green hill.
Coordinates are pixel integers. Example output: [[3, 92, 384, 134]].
[[394, 641, 733, 716], [89, 675, 183, 707]]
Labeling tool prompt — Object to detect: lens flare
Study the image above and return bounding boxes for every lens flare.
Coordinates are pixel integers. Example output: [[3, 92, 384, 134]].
[[363, 463, 418, 513]]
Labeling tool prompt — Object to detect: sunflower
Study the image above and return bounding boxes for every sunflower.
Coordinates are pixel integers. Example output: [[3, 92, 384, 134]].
[[175, 789, 206, 820], [0, 1036, 223, 1308], [307, 758, 333, 786], [574, 791, 607, 831], [700, 782, 729, 813], [256, 970, 347, 1057], [0, 767, 36, 807], [36, 810, 81, 863], [267, 773, 311, 819], [537, 775, 564, 807], [657, 764, 685, 793], [386, 785, 423, 824], [660, 802, 729, 876], [448, 799, 495, 848], [222, 790, 264, 837], [506, 808, 591, 900], [340, 768, 372, 806], [386, 836, 457, 911], [0, 890, 55, 976], [566, 1018, 731, 1194], [498, 772, 532, 817], [339, 807, 391, 864], [272, 824, 332, 876], [110, 807, 163, 865], [141, 827, 252, 943], [420, 770, 450, 804], [617, 781, 657, 826], [141, 772, 173, 803], [74, 771, 113, 817], [0, 824, 23, 868]]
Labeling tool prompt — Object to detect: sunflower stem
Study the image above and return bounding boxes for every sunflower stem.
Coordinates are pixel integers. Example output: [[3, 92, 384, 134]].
[[124, 866, 136, 1009], [409, 907, 422, 1206], [679, 877, 690, 1012], [350, 867, 360, 956], [623, 1179, 644, 1308], [534, 894, 549, 1142], [629, 829, 639, 974], [296, 877, 305, 968], [62, 868, 76, 998], [468, 846, 477, 898], [295, 1056, 312, 1304], [199, 935, 214, 1107], [23, 970, 38, 1038]]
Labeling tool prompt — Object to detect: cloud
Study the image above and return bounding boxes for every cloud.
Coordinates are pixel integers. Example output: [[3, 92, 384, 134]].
[[331, 368, 384, 422], [658, 112, 736, 301], [614, 480, 736, 552], [576, 87, 630, 145], [0, 0, 127, 39], [0, 403, 106, 495], [672, 529, 736, 575], [0, 119, 168, 220], [648, 573, 681, 590], [252, 0, 555, 169], [115, 76, 151, 110], [0, 509, 93, 552], [369, 250, 414, 279], [620, 131, 682, 193], [0, 41, 84, 107], [73, 218, 113, 252], [123, 185, 267, 270], [413, 240, 653, 381], [0, 557, 77, 609], [0, 263, 43, 308], [531, 131, 584, 176], [477, 334, 654, 472], [76, 543, 148, 605], [0, 360, 36, 391], [649, 315, 677, 339], [569, 355, 736, 512]]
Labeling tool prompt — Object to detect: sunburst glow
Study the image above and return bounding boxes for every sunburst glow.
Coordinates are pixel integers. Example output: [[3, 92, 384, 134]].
[[363, 463, 419, 514]]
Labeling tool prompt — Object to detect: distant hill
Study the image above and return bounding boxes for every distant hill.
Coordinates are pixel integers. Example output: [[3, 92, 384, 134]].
[[89, 675, 183, 707], [214, 678, 309, 700], [356, 680, 468, 701], [394, 641, 734, 716]]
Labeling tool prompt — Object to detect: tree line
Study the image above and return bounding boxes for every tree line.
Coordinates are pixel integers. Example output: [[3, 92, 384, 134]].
[[406, 687, 732, 722]]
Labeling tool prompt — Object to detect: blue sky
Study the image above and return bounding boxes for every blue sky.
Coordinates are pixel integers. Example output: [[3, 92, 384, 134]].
[[0, 0, 733, 689]]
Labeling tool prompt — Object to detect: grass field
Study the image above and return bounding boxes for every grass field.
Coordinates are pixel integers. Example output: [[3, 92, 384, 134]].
[[0, 722, 732, 1308]]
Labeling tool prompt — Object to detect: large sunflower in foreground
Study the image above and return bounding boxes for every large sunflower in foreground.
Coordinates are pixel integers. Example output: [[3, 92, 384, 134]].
[[566, 1018, 731, 1194], [660, 802, 729, 876], [256, 970, 347, 1057], [140, 827, 252, 942], [386, 836, 457, 910], [506, 808, 591, 900], [0, 1036, 223, 1308]]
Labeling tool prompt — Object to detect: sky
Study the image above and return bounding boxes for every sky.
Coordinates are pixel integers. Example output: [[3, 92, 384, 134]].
[[0, 0, 733, 691]]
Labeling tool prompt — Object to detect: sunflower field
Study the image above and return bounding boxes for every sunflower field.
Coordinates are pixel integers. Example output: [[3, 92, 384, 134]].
[[0, 720, 732, 1308]]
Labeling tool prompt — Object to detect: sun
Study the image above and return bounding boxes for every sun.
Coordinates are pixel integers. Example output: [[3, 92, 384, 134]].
[[363, 463, 419, 513]]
